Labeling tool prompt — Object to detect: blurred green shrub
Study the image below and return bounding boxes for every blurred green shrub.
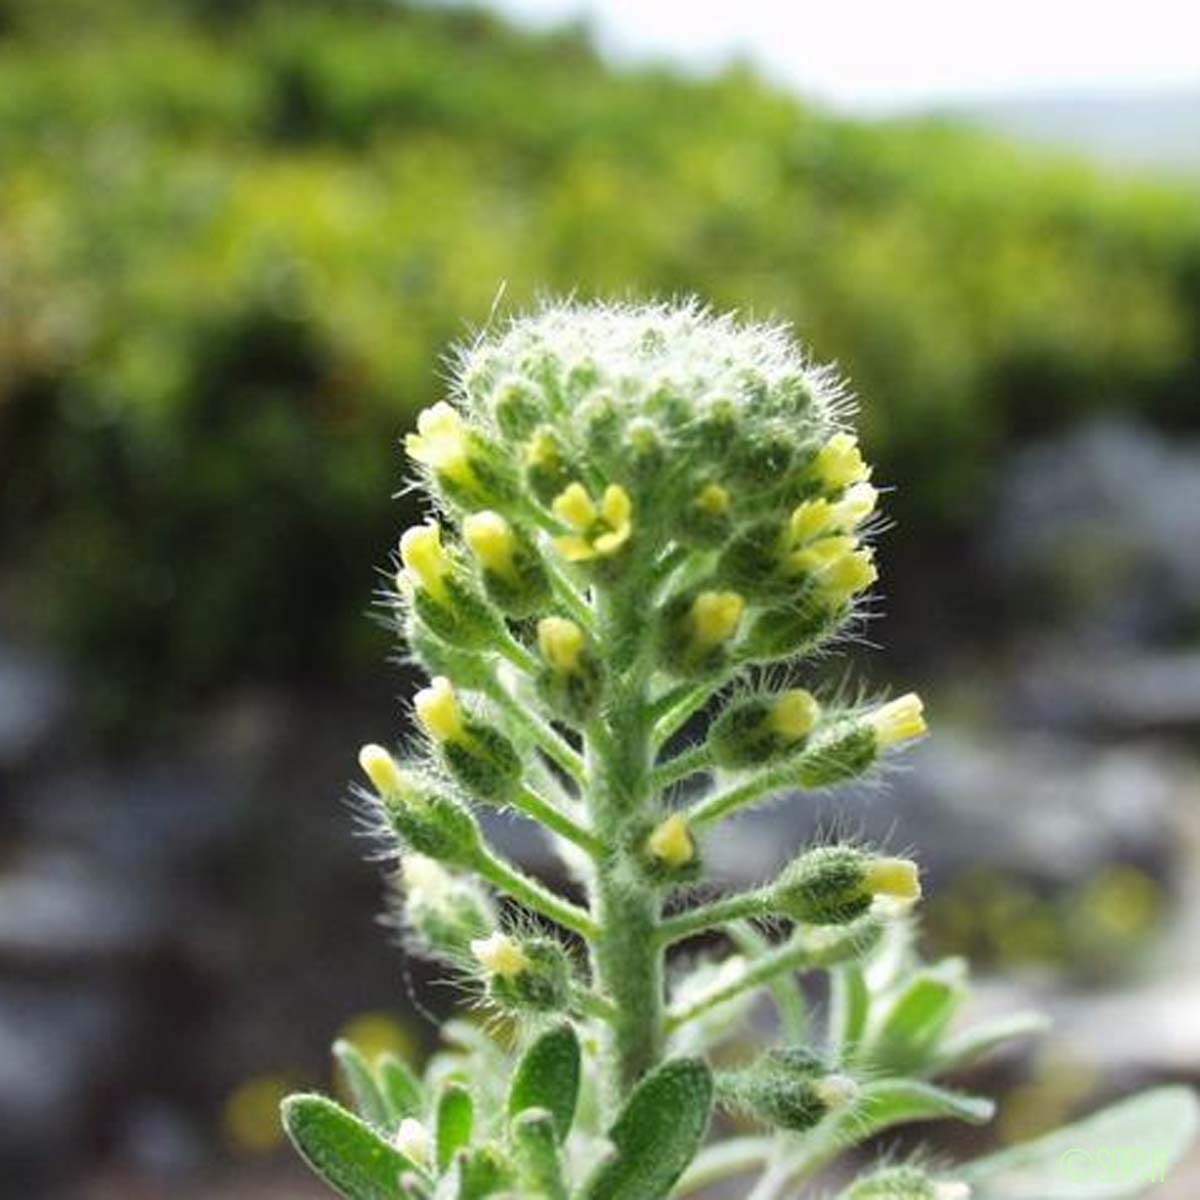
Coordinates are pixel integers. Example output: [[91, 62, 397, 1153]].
[[2, 0, 1199, 721]]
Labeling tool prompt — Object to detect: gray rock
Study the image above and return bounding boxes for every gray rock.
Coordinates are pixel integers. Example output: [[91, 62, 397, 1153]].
[[0, 640, 70, 769], [0, 850, 167, 965], [989, 420, 1200, 643]]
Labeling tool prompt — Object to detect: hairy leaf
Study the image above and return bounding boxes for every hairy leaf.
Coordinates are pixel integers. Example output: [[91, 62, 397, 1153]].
[[506, 1023, 580, 1143], [579, 1057, 714, 1200], [436, 1082, 475, 1171], [511, 1108, 569, 1200], [377, 1053, 426, 1124], [334, 1040, 393, 1132], [281, 1093, 420, 1200], [960, 1086, 1199, 1199]]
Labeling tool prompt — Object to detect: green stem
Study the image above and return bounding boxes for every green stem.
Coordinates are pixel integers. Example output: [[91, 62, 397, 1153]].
[[586, 585, 665, 1103], [688, 758, 801, 828], [512, 784, 603, 858], [483, 679, 585, 784], [497, 633, 540, 675], [663, 919, 881, 1033], [473, 848, 599, 940], [657, 889, 768, 947], [570, 985, 620, 1024], [650, 741, 713, 792], [649, 681, 713, 744]]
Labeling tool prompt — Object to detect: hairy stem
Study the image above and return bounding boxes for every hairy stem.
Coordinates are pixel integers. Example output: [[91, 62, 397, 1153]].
[[512, 784, 603, 858], [586, 586, 664, 1103], [657, 889, 768, 947], [473, 848, 599, 940]]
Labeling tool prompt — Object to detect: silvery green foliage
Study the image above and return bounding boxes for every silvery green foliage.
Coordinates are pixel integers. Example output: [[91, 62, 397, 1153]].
[[283, 302, 1196, 1199]]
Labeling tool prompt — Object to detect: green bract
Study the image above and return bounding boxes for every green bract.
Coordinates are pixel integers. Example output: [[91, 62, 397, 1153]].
[[284, 301, 1196, 1200]]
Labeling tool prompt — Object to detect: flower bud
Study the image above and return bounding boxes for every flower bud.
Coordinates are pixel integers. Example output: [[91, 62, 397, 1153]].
[[524, 427, 573, 505], [462, 510, 550, 616], [490, 378, 544, 441], [679, 481, 733, 547], [358, 748, 481, 866], [866, 693, 927, 749], [405, 402, 515, 508], [406, 402, 474, 487], [721, 1047, 857, 1132], [401, 854, 495, 958], [393, 1117, 432, 1167], [535, 617, 603, 723], [816, 546, 878, 606], [771, 846, 920, 925], [473, 933, 571, 1014], [552, 482, 634, 563], [813, 432, 871, 492], [646, 813, 695, 869], [414, 678, 520, 804], [658, 589, 745, 678], [358, 744, 407, 799], [708, 689, 820, 768], [740, 592, 841, 662], [399, 522, 501, 649], [689, 591, 744, 650], [790, 481, 878, 543]]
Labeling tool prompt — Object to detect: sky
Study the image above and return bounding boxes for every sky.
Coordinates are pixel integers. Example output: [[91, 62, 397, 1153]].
[[486, 0, 1200, 110]]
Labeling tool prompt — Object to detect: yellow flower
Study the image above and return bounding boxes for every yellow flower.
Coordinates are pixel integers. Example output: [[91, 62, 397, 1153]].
[[863, 856, 922, 904], [552, 482, 633, 561], [358, 744, 407, 798], [463, 511, 518, 582], [689, 591, 745, 649], [788, 535, 857, 577], [647, 813, 695, 868], [817, 547, 877, 605], [537, 617, 585, 673], [414, 676, 467, 744], [813, 432, 871, 492], [405, 402, 473, 484], [399, 522, 451, 605], [867, 692, 926, 748], [470, 932, 528, 979], [766, 689, 820, 740], [790, 481, 877, 542]]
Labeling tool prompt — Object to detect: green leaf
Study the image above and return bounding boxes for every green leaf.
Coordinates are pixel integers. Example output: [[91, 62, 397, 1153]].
[[506, 1023, 580, 1143], [931, 1011, 1049, 1075], [334, 1040, 393, 1132], [281, 1093, 421, 1200], [511, 1108, 569, 1200], [960, 1086, 1199, 1199], [436, 1082, 475, 1171], [826, 1079, 994, 1150], [378, 1052, 425, 1123], [862, 959, 967, 1075], [579, 1057, 714, 1200]]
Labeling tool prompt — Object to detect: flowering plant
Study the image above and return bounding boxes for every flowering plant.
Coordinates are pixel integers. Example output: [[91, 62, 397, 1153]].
[[282, 302, 1196, 1199]]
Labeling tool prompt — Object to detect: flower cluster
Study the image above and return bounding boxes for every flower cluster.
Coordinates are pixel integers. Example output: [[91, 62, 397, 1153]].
[[281, 302, 1182, 1200]]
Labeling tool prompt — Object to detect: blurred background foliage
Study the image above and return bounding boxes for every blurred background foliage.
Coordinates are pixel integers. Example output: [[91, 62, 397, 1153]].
[[4, 0, 1200, 727]]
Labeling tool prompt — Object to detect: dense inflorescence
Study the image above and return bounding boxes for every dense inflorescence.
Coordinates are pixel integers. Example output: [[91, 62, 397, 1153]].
[[281, 302, 1196, 1200]]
